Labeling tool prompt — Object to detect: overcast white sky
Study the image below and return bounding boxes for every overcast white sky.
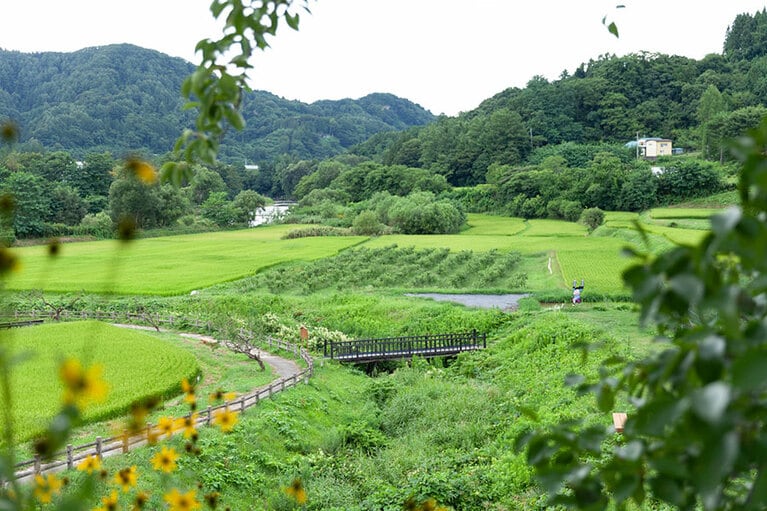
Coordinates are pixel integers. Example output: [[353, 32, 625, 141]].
[[1, 1, 766, 116]]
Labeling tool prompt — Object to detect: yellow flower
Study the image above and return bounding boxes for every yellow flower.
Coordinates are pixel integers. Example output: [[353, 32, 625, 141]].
[[163, 489, 201, 511], [284, 478, 307, 505], [126, 157, 157, 184], [114, 465, 138, 492], [177, 413, 199, 439], [146, 427, 160, 445], [133, 491, 150, 510], [151, 446, 179, 473], [204, 492, 220, 508], [181, 378, 196, 407], [97, 490, 119, 511], [181, 378, 195, 394], [33, 473, 63, 504], [157, 416, 176, 437], [212, 407, 238, 433], [209, 389, 237, 403], [77, 454, 102, 474], [60, 358, 108, 407]]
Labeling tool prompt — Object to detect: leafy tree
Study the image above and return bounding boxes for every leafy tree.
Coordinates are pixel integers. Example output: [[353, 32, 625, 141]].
[[387, 192, 466, 234], [67, 152, 115, 198], [3, 171, 50, 237], [189, 166, 227, 205], [233, 189, 267, 224], [48, 184, 87, 225], [578, 207, 604, 231], [108, 173, 163, 229], [618, 168, 658, 211], [351, 210, 384, 236], [200, 191, 240, 226], [108, 169, 188, 229], [520, 116, 767, 511], [656, 157, 723, 202]]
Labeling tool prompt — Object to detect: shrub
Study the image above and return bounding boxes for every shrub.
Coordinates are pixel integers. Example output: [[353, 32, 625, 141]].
[[387, 192, 466, 234], [579, 207, 605, 231], [352, 210, 384, 236], [281, 226, 350, 239], [77, 211, 114, 238]]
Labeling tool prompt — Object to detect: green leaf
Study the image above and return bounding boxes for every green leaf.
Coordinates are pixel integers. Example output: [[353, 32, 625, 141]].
[[565, 373, 585, 387], [596, 382, 615, 412], [615, 440, 643, 462], [285, 11, 300, 30], [650, 456, 689, 479], [631, 397, 687, 436], [607, 21, 619, 38], [577, 425, 606, 453], [611, 472, 641, 504], [694, 430, 738, 509], [710, 206, 741, 235], [669, 274, 704, 304], [650, 476, 686, 507], [732, 350, 767, 392], [744, 464, 767, 510], [692, 382, 731, 424]]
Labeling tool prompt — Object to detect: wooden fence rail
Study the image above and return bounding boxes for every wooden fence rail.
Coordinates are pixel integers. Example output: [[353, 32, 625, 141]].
[[7, 312, 314, 481]]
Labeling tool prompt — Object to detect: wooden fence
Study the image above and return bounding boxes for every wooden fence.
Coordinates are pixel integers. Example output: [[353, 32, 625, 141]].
[[7, 312, 314, 481]]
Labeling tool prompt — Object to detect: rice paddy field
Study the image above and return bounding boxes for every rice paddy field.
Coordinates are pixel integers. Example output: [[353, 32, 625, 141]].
[[3, 210, 716, 296], [6, 226, 367, 295], [0, 321, 200, 446]]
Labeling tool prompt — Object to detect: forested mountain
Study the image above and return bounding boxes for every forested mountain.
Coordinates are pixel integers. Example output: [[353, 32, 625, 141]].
[[351, 9, 767, 186], [0, 44, 434, 163]]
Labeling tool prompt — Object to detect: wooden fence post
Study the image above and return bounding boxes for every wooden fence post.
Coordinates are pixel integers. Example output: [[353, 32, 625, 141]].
[[34, 455, 41, 475], [122, 430, 129, 453], [206, 406, 212, 426], [66, 444, 73, 470], [96, 437, 103, 459], [240, 397, 245, 413]]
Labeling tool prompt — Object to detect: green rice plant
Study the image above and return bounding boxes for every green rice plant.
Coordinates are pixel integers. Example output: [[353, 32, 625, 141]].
[[648, 207, 723, 219], [556, 242, 639, 294], [0, 321, 199, 446], [604, 211, 640, 223], [520, 219, 588, 237], [7, 227, 366, 295], [461, 214, 527, 236]]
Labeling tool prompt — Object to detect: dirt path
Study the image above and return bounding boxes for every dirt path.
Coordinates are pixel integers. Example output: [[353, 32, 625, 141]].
[[117, 324, 302, 379]]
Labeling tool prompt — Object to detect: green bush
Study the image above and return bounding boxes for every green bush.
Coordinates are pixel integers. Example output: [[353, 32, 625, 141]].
[[352, 210, 385, 236], [388, 192, 466, 234], [579, 207, 605, 231], [77, 211, 114, 238]]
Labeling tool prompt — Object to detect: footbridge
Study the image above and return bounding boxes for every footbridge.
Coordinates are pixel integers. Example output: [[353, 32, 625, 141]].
[[323, 330, 486, 363]]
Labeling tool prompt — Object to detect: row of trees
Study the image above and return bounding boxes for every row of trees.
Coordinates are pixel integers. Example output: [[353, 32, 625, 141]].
[[0, 150, 267, 239]]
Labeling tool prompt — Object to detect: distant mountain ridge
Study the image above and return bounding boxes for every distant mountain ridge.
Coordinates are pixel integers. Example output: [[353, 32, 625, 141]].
[[0, 44, 435, 162]]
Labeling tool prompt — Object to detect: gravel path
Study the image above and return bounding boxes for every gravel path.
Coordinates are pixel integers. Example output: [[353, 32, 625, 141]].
[[115, 325, 302, 379]]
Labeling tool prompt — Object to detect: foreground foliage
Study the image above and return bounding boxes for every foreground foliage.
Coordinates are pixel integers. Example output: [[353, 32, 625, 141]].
[[520, 116, 767, 509]]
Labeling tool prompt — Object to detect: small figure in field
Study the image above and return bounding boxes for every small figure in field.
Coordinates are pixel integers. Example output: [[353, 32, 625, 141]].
[[572, 279, 584, 304]]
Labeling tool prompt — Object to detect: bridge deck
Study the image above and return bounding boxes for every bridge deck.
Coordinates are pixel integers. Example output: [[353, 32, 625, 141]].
[[324, 331, 486, 363]]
